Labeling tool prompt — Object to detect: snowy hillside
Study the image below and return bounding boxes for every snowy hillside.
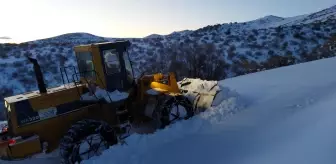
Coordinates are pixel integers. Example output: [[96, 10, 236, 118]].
[[0, 5, 336, 115], [3, 51, 336, 164], [243, 5, 336, 29]]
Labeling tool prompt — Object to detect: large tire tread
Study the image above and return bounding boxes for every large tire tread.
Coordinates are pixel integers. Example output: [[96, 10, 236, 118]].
[[59, 119, 117, 164], [160, 95, 194, 128]]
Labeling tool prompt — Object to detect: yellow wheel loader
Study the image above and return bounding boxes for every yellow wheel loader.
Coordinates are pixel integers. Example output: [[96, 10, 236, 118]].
[[0, 41, 219, 163]]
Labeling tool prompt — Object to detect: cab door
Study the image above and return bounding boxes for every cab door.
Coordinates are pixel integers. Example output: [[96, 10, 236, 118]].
[[99, 42, 134, 92], [101, 48, 124, 92]]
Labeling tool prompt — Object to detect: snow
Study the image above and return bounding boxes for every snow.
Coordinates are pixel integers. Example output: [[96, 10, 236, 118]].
[[81, 56, 336, 164], [245, 15, 285, 29], [80, 87, 129, 102], [245, 5, 336, 30], [178, 78, 238, 109], [1, 5, 335, 109], [235, 97, 336, 164], [2, 55, 336, 164], [178, 78, 220, 93], [0, 150, 60, 164], [270, 14, 308, 27], [0, 4, 336, 163], [145, 34, 162, 39], [81, 90, 244, 164]]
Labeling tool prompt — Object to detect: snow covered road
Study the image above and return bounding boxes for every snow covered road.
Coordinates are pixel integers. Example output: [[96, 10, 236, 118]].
[[85, 57, 336, 164]]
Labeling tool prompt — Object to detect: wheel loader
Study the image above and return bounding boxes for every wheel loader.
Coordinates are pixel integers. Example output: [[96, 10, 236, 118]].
[[0, 40, 220, 163]]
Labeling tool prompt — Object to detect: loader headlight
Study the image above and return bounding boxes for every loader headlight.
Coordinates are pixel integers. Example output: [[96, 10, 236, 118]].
[[4, 101, 8, 108], [5, 101, 11, 112]]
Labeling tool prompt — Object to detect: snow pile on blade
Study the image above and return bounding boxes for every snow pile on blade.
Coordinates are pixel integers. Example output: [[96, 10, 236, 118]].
[[82, 79, 246, 164], [178, 78, 241, 111], [178, 78, 221, 93]]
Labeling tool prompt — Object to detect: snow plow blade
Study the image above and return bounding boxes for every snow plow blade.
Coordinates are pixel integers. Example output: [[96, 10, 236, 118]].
[[178, 78, 224, 114]]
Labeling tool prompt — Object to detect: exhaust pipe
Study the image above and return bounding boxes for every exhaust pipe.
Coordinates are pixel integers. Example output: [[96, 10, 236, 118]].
[[26, 56, 47, 94]]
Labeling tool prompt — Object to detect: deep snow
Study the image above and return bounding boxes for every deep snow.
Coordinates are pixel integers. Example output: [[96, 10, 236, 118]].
[[82, 56, 336, 164], [2, 56, 336, 164]]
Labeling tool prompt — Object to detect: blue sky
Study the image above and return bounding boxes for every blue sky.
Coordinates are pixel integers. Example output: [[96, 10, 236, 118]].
[[0, 0, 335, 43]]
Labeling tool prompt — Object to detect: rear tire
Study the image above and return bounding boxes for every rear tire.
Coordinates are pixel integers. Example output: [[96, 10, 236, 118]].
[[160, 95, 194, 128], [59, 119, 118, 164]]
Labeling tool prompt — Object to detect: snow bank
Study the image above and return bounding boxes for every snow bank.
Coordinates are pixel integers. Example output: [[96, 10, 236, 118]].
[[234, 94, 336, 164], [82, 81, 246, 164], [82, 57, 336, 164]]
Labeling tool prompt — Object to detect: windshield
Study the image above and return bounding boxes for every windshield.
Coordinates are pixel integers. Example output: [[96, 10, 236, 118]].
[[103, 49, 121, 75], [123, 51, 134, 83], [76, 52, 95, 80]]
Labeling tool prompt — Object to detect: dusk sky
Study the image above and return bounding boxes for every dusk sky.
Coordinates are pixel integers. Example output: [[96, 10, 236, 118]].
[[0, 0, 335, 43]]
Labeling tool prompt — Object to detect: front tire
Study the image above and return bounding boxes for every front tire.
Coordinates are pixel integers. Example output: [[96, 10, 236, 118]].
[[160, 95, 194, 128], [59, 119, 117, 164]]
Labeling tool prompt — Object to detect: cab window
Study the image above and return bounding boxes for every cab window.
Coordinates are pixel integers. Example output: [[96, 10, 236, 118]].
[[103, 49, 121, 74], [76, 52, 95, 80], [123, 51, 134, 82]]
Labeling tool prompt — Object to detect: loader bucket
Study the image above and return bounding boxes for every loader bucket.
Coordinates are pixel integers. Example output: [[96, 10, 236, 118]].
[[178, 78, 224, 114]]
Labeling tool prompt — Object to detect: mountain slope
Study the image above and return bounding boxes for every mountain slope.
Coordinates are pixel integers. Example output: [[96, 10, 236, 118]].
[[3, 43, 336, 164], [0, 5, 336, 114], [243, 5, 336, 29], [82, 56, 336, 164]]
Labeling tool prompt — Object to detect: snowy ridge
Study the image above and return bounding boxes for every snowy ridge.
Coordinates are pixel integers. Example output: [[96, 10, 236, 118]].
[[301, 4, 336, 23], [243, 5, 336, 29], [244, 15, 285, 29], [145, 34, 162, 39], [33, 33, 110, 44]]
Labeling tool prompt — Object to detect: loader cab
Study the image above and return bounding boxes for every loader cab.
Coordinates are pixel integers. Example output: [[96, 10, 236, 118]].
[[74, 41, 134, 92]]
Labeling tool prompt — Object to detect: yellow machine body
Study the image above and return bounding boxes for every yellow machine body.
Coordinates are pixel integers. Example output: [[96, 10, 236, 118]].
[[0, 41, 187, 160]]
